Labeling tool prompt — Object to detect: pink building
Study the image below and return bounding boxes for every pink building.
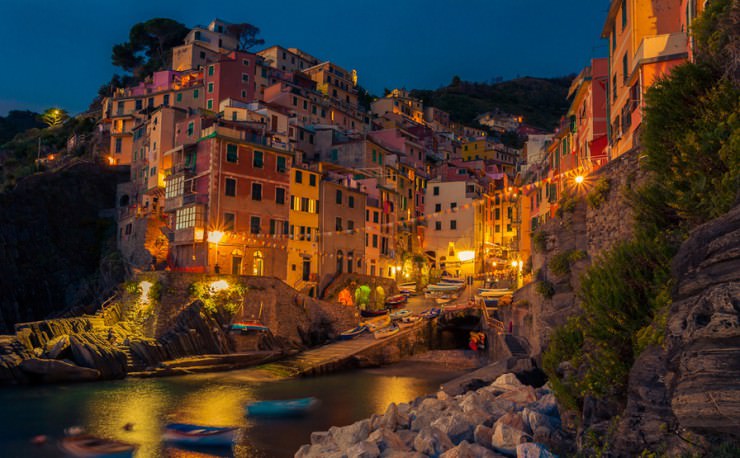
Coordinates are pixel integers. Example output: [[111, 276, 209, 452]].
[[203, 51, 259, 111]]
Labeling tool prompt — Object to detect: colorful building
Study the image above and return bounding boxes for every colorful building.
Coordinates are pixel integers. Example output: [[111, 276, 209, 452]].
[[287, 165, 321, 296]]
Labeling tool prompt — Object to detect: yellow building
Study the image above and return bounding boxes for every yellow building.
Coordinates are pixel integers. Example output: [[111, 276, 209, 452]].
[[371, 89, 425, 125], [287, 166, 321, 296]]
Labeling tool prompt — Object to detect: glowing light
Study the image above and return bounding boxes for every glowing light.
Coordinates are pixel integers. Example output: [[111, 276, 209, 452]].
[[107, 156, 116, 165], [511, 260, 518, 268], [210, 280, 230, 292], [208, 230, 225, 244], [139, 281, 153, 304], [575, 175, 585, 184], [457, 251, 475, 262]]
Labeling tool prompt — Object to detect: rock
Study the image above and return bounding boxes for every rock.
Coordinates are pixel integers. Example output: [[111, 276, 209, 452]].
[[413, 426, 455, 457], [68, 335, 126, 379], [496, 412, 530, 434], [347, 440, 380, 458], [310, 431, 334, 446], [490, 373, 524, 392], [497, 386, 537, 406], [431, 412, 477, 445], [380, 450, 426, 458], [295, 444, 344, 458], [382, 403, 409, 431], [367, 428, 406, 453], [529, 394, 559, 418], [437, 390, 451, 401], [19, 358, 100, 383], [410, 399, 455, 432], [474, 424, 493, 449], [491, 422, 532, 455], [440, 440, 501, 457], [516, 442, 557, 458], [329, 419, 371, 449], [395, 430, 418, 450], [521, 408, 560, 436], [42, 335, 71, 359]]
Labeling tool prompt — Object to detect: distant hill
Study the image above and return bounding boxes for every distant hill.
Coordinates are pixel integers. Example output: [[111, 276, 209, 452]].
[[411, 75, 575, 132], [0, 110, 44, 145]]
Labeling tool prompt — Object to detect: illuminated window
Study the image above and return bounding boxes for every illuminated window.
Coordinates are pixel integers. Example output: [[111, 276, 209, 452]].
[[175, 206, 202, 229], [165, 176, 183, 199]]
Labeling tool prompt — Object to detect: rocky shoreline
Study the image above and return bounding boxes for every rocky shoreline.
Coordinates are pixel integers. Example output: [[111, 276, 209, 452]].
[[297, 371, 569, 458]]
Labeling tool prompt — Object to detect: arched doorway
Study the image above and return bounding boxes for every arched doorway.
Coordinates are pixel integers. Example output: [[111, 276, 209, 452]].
[[231, 249, 243, 275], [253, 251, 264, 276]]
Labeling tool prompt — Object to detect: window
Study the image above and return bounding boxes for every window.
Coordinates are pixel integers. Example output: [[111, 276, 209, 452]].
[[612, 74, 617, 100], [275, 187, 285, 204], [336, 190, 342, 205], [495, 208, 500, 220], [200, 51, 206, 59], [224, 212, 235, 231], [176, 93, 182, 102], [165, 175, 184, 198], [348, 195, 354, 208], [193, 89, 199, 99], [226, 144, 238, 163], [450, 220, 457, 230], [372, 234, 378, 248], [250, 216, 261, 234], [208, 82, 214, 93], [495, 224, 500, 233], [163, 94, 170, 106], [435, 221, 442, 231], [295, 170, 303, 183], [292, 96, 298, 106], [187, 121, 194, 136], [115, 138, 122, 153], [335, 217, 342, 231], [507, 224, 512, 232], [225, 178, 236, 197], [622, 53, 629, 83], [435, 203, 441, 212], [309, 174, 316, 186], [242, 73, 249, 82], [348, 220, 355, 232], [450, 202, 457, 210], [277, 156, 286, 172], [507, 207, 513, 219], [251, 182, 262, 201], [253, 150, 264, 168], [208, 65, 214, 76], [373, 211, 379, 223], [433, 186, 439, 196], [621, 0, 627, 30], [175, 206, 202, 229], [135, 99, 142, 110], [207, 99, 213, 110], [612, 23, 617, 50]]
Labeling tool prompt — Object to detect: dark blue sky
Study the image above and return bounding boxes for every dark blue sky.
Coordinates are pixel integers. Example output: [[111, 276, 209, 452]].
[[0, 0, 608, 116]]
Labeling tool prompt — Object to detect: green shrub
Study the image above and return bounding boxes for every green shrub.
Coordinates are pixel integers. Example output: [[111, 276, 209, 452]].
[[542, 316, 583, 411], [533, 231, 547, 253], [586, 177, 611, 209], [549, 249, 587, 276], [535, 280, 555, 299], [555, 192, 578, 219], [189, 281, 247, 315]]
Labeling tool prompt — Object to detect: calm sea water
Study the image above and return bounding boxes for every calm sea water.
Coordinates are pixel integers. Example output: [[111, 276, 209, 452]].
[[0, 361, 466, 457]]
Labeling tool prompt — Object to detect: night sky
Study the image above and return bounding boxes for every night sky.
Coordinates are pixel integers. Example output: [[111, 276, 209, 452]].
[[0, 0, 608, 116]]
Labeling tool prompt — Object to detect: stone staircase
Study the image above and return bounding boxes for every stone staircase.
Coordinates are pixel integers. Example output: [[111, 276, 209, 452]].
[[119, 345, 147, 372], [504, 334, 529, 357]]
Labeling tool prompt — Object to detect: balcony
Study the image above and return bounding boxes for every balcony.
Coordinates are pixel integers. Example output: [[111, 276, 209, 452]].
[[632, 32, 688, 78], [164, 192, 205, 213]]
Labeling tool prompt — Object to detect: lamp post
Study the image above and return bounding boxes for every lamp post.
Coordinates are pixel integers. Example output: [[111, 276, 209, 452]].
[[207, 230, 224, 274]]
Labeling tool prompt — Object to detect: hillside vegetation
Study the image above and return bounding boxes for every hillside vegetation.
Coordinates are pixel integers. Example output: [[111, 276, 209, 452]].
[[411, 75, 574, 131]]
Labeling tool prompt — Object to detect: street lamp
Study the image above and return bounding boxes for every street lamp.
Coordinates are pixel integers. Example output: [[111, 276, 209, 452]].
[[574, 175, 584, 185], [207, 230, 224, 273]]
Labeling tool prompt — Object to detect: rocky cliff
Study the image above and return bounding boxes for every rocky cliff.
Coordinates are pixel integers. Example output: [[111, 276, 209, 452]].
[[613, 201, 740, 455], [0, 161, 128, 331]]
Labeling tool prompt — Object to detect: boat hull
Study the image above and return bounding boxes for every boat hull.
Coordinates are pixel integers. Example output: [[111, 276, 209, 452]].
[[163, 424, 237, 447], [374, 324, 400, 340], [246, 397, 319, 418], [59, 435, 136, 458], [338, 325, 368, 340]]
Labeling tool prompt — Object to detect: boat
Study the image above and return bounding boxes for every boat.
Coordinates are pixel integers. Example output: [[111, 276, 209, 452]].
[[59, 435, 137, 458], [361, 314, 391, 332], [439, 278, 465, 285], [426, 283, 463, 292], [420, 308, 441, 319], [435, 296, 454, 305], [442, 302, 475, 312], [385, 294, 408, 308], [245, 397, 319, 418], [230, 320, 269, 333], [390, 309, 411, 321], [338, 325, 368, 340], [477, 288, 511, 298], [360, 308, 389, 317], [163, 423, 238, 447], [398, 315, 421, 329], [397, 282, 416, 294], [374, 324, 400, 340]]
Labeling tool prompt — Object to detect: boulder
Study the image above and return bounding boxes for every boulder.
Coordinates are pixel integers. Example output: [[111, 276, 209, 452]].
[[68, 335, 126, 379], [347, 440, 380, 458], [431, 412, 477, 445], [491, 422, 532, 455], [413, 426, 455, 457], [497, 386, 537, 406], [295, 444, 344, 458], [529, 394, 559, 418], [521, 408, 560, 436], [395, 429, 418, 450], [380, 450, 426, 458], [496, 412, 531, 434], [43, 335, 71, 360], [474, 424, 493, 449], [382, 403, 409, 431], [310, 431, 334, 446], [367, 428, 407, 453], [516, 442, 557, 458], [329, 419, 371, 449], [489, 373, 524, 392], [19, 358, 100, 383], [440, 440, 501, 458]]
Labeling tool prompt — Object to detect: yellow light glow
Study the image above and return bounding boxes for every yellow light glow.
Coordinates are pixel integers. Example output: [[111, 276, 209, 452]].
[[107, 156, 115, 165], [457, 251, 475, 262], [208, 230, 225, 244], [210, 280, 229, 292], [575, 175, 585, 184], [139, 281, 153, 304], [511, 260, 518, 268]]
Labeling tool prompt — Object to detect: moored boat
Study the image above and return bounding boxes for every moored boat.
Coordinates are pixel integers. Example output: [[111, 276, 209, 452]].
[[230, 320, 269, 333], [426, 283, 463, 292], [59, 434, 137, 458], [390, 309, 411, 321], [361, 314, 391, 332], [374, 324, 400, 340], [360, 308, 389, 317], [338, 325, 368, 340], [435, 296, 454, 305], [398, 315, 421, 329], [442, 302, 475, 312], [477, 288, 511, 298], [420, 308, 441, 319], [439, 278, 465, 285], [163, 423, 238, 447], [245, 397, 319, 418], [385, 294, 408, 308]]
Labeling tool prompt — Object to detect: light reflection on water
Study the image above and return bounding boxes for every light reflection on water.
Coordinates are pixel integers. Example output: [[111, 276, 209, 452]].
[[0, 362, 465, 458]]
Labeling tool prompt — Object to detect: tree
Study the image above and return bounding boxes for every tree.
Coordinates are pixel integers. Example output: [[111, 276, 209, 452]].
[[40, 108, 69, 128], [112, 18, 189, 79], [226, 22, 265, 51]]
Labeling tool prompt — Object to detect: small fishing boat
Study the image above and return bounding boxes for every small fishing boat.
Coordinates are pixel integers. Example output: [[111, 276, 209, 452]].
[[230, 320, 269, 333], [390, 309, 411, 321], [435, 296, 454, 305], [442, 302, 475, 312], [477, 288, 511, 298], [420, 308, 441, 319], [426, 283, 463, 292], [360, 308, 389, 317], [59, 434, 137, 457], [361, 314, 391, 332], [398, 315, 421, 329], [163, 423, 238, 447], [374, 324, 400, 340], [439, 278, 465, 285], [245, 397, 319, 418], [397, 282, 416, 293], [385, 294, 408, 308], [338, 325, 368, 340]]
